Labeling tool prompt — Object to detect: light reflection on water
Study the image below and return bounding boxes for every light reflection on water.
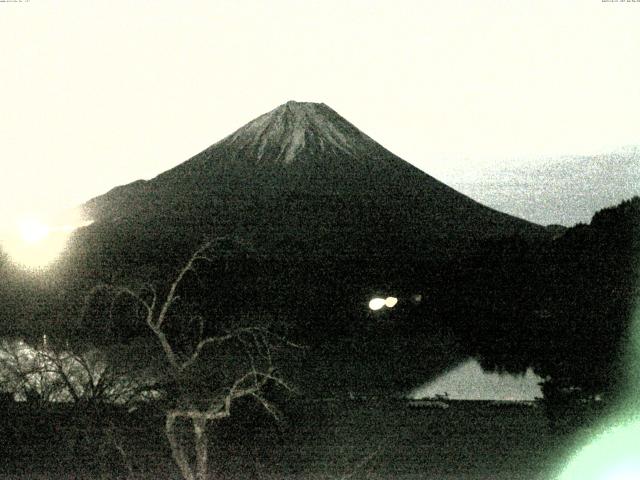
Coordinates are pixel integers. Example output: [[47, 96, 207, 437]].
[[408, 357, 543, 401]]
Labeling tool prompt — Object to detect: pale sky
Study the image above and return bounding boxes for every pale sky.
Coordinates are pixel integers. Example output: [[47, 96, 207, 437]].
[[1, 0, 639, 227]]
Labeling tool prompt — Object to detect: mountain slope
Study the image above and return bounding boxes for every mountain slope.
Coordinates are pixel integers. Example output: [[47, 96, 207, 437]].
[[70, 101, 550, 361], [53, 101, 555, 396], [82, 101, 546, 264]]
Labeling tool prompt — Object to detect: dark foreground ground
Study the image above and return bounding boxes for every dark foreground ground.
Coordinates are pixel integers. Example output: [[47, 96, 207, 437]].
[[0, 398, 605, 479]]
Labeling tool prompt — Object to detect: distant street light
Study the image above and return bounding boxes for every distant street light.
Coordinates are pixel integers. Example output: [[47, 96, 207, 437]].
[[385, 297, 398, 308], [368, 298, 386, 311]]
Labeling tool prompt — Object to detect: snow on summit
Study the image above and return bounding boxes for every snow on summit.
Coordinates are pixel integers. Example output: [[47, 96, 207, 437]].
[[220, 101, 377, 164]]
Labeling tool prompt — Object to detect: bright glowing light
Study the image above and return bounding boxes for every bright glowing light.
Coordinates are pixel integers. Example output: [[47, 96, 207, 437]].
[[603, 463, 640, 480], [1, 212, 93, 270], [18, 218, 50, 244], [369, 298, 386, 311], [385, 296, 398, 308], [557, 420, 640, 480], [3, 231, 66, 269]]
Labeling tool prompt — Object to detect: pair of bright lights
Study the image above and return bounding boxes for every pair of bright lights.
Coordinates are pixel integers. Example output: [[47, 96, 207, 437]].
[[368, 296, 398, 311]]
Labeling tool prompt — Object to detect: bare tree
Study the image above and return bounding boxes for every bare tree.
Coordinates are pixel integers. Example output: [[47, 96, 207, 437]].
[[0, 336, 156, 409], [92, 240, 295, 480], [0, 338, 66, 404]]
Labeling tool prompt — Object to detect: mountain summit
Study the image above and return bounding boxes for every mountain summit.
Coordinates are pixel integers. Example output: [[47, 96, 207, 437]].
[[133, 99, 438, 198], [217, 101, 378, 165]]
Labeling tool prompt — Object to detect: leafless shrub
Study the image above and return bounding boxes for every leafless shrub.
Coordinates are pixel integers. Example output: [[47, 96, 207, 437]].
[[91, 239, 298, 480]]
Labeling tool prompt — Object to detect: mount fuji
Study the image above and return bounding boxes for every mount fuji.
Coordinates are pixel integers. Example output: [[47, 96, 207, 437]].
[[81, 101, 545, 265]]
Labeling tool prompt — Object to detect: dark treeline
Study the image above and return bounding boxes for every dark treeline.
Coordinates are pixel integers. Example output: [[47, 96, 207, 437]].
[[426, 196, 640, 401]]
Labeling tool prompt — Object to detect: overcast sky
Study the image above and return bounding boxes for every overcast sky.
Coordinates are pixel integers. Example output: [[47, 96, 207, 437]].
[[1, 0, 639, 227]]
